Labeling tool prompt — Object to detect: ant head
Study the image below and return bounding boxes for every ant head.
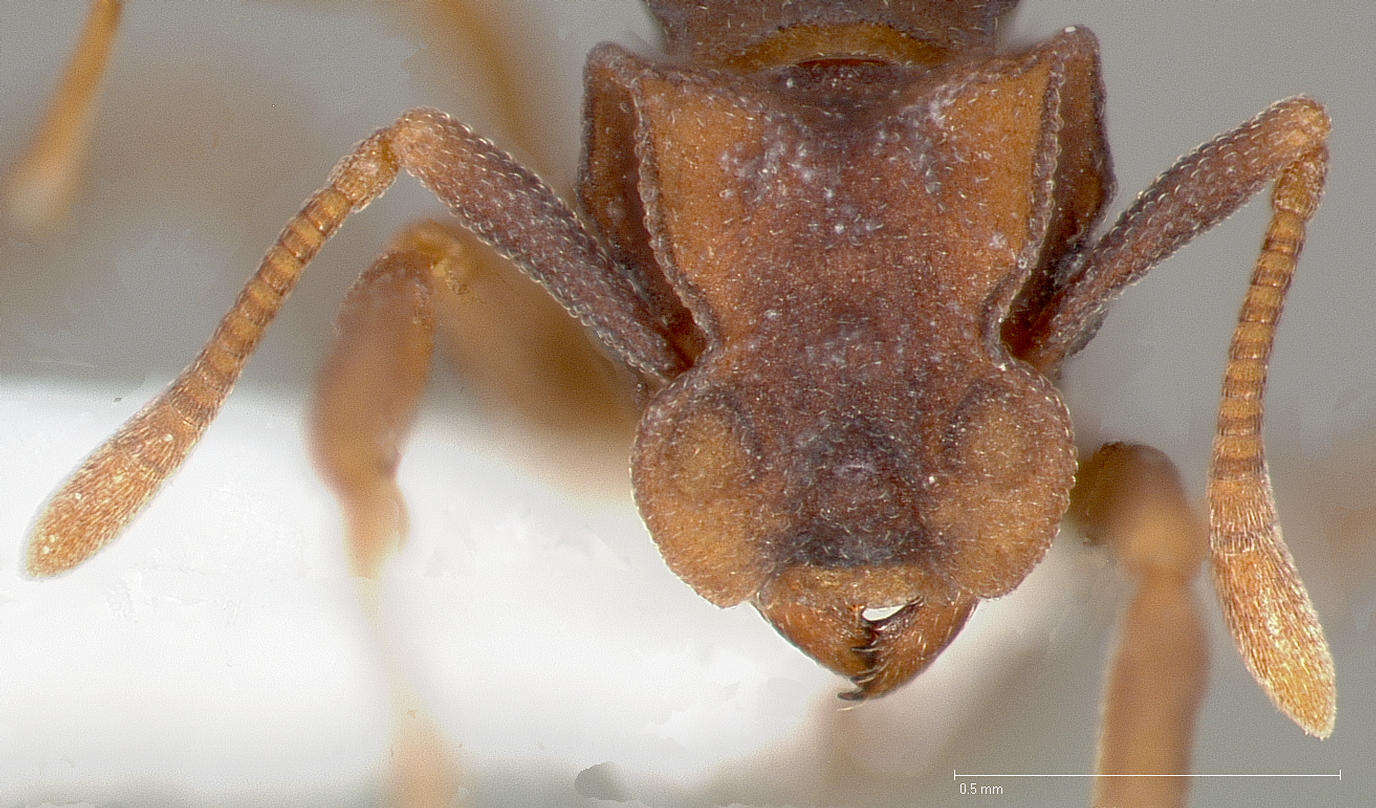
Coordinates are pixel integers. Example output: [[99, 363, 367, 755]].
[[646, 0, 1019, 68]]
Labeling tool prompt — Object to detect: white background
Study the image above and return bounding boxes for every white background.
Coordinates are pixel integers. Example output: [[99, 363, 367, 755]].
[[2, 2, 1373, 806]]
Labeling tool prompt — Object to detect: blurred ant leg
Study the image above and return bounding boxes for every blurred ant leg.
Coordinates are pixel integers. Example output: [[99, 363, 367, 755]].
[[1072, 444, 1208, 808], [4, 0, 123, 232], [413, 0, 549, 175], [310, 224, 451, 579], [27, 107, 682, 577], [1018, 98, 1335, 737], [308, 222, 460, 806], [310, 217, 638, 805], [388, 703, 455, 808], [431, 229, 640, 491]]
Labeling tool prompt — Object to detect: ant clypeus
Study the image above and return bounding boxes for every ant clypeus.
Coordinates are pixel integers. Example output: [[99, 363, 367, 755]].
[[2, 2, 1368, 807]]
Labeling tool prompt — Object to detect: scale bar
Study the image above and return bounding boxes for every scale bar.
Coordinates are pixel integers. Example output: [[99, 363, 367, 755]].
[[955, 770, 1341, 780]]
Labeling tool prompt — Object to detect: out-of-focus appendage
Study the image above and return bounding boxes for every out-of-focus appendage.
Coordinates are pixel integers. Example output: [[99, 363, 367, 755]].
[[2, 0, 123, 233], [1072, 443, 1209, 808]]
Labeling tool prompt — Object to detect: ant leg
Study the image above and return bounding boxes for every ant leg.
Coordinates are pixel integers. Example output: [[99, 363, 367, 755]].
[[1019, 98, 1335, 737], [1072, 444, 1208, 808], [4, 0, 122, 232], [308, 222, 460, 805], [309, 224, 448, 580], [27, 107, 684, 577], [310, 217, 639, 804]]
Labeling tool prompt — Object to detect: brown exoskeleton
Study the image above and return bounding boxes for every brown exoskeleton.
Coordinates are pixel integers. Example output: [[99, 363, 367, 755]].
[[9, 0, 1344, 803]]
